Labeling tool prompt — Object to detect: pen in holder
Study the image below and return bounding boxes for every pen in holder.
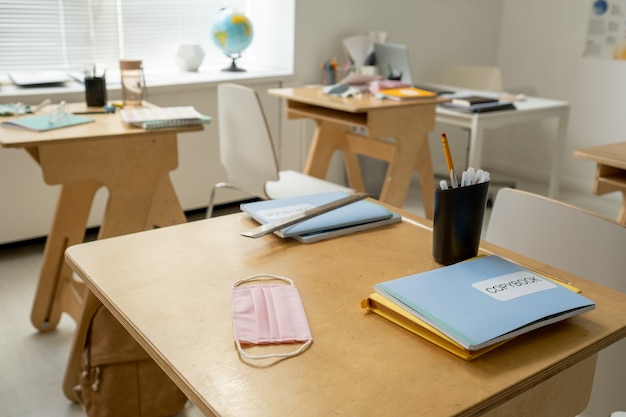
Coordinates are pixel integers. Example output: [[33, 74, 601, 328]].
[[432, 181, 489, 265]]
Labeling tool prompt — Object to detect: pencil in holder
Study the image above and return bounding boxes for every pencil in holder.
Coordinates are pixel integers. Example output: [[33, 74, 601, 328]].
[[432, 181, 489, 265]]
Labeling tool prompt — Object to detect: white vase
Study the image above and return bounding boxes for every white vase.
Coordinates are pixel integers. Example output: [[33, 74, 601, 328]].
[[175, 44, 205, 72]]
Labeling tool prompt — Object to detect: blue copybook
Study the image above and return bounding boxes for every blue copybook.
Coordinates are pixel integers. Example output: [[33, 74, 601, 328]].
[[240, 191, 401, 243], [1, 114, 94, 132], [372, 255, 595, 353]]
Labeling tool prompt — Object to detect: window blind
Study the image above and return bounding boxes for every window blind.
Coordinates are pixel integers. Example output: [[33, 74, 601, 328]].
[[0, 0, 245, 72]]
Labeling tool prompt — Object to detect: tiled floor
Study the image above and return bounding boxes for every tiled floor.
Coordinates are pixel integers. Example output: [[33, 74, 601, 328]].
[[0, 176, 620, 417]]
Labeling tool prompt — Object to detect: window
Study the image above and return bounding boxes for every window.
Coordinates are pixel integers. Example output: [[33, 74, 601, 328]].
[[0, 0, 246, 72]]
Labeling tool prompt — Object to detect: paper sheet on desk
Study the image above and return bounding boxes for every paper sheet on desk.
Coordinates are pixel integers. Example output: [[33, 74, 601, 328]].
[[321, 83, 365, 97]]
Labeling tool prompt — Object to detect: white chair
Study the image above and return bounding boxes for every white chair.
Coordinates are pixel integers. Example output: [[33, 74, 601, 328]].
[[441, 65, 503, 92], [486, 188, 626, 417], [440, 65, 513, 192], [207, 83, 353, 218]]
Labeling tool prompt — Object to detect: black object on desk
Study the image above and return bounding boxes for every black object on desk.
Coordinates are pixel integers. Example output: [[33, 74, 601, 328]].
[[84, 77, 107, 107]]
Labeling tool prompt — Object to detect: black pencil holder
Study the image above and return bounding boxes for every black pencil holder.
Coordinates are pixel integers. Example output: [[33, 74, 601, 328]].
[[432, 181, 489, 265], [84, 76, 107, 107]]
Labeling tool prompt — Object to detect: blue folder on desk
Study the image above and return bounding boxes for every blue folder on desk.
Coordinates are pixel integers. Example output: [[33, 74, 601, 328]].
[[1, 114, 94, 132], [240, 191, 401, 243]]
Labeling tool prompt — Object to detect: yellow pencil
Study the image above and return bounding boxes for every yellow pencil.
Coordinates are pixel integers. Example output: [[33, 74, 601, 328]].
[[440, 133, 458, 188]]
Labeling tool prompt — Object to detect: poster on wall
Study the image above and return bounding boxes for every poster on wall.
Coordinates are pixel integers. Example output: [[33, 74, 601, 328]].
[[584, 0, 626, 59]]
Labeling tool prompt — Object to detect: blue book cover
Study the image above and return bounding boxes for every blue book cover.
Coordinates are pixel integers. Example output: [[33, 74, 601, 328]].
[[374, 255, 595, 351], [1, 114, 94, 131], [240, 191, 398, 242]]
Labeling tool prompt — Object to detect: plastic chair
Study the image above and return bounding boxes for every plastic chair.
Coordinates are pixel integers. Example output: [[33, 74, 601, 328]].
[[440, 65, 513, 193], [485, 188, 626, 417], [441, 65, 503, 92], [207, 83, 353, 218]]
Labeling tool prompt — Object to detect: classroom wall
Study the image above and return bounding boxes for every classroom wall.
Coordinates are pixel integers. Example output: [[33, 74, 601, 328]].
[[494, 0, 625, 198], [7, 1, 620, 241], [292, 0, 503, 85], [498, 4, 626, 416], [280, 0, 622, 209], [276, 0, 504, 181]]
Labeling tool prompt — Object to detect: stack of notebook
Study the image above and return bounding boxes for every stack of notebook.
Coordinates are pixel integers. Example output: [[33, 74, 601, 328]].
[[240, 191, 401, 243], [362, 255, 595, 360], [120, 106, 211, 129], [440, 95, 515, 113]]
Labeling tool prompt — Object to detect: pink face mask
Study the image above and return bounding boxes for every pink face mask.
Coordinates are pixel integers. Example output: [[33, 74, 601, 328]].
[[231, 274, 313, 360]]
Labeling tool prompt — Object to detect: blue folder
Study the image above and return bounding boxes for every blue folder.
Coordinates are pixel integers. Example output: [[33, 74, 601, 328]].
[[240, 191, 401, 243]]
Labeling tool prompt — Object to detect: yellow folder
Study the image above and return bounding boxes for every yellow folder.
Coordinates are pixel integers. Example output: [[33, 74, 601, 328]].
[[362, 267, 583, 361], [362, 293, 506, 360]]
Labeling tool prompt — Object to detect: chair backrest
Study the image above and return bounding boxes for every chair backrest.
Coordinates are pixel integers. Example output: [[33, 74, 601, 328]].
[[441, 65, 503, 92], [485, 188, 626, 417], [486, 188, 626, 290], [217, 83, 280, 199]]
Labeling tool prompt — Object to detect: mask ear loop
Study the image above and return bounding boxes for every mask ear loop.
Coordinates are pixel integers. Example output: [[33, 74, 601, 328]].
[[235, 338, 313, 360], [233, 274, 313, 360], [233, 273, 294, 287]]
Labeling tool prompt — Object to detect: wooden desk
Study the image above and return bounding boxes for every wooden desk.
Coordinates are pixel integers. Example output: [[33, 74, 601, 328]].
[[64, 210, 626, 417], [435, 92, 570, 198], [0, 103, 203, 337], [268, 87, 444, 218], [573, 141, 626, 225]]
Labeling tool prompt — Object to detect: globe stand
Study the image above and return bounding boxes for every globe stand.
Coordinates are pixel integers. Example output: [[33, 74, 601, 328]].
[[222, 54, 246, 72]]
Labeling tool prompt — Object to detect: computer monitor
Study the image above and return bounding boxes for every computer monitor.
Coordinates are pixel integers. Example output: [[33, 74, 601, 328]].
[[373, 42, 414, 84], [373, 42, 455, 95]]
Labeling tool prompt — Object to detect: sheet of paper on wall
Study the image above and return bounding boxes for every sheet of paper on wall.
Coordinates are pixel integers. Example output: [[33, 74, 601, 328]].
[[343, 35, 375, 70]]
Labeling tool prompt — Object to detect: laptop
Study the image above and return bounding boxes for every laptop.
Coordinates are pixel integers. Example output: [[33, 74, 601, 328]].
[[373, 43, 455, 95], [8, 71, 68, 87]]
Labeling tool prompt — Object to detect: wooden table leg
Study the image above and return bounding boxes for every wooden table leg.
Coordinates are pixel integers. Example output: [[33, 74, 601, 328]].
[[31, 133, 186, 401], [62, 290, 102, 402], [62, 179, 185, 402], [297, 103, 437, 217], [303, 120, 365, 188], [412, 131, 435, 219], [369, 105, 437, 218], [30, 180, 102, 331], [145, 173, 188, 229], [618, 190, 626, 225], [592, 164, 626, 225], [377, 129, 435, 217]]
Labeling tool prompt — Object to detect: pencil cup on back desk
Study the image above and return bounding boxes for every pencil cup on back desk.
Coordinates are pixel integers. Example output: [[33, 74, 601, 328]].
[[84, 71, 107, 107]]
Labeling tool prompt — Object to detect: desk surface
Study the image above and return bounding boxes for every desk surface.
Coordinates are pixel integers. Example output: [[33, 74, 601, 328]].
[[0, 102, 203, 148], [65, 210, 626, 417], [268, 87, 444, 113], [573, 141, 626, 169]]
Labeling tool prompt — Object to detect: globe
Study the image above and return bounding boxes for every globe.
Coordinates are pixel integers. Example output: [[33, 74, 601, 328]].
[[211, 8, 254, 72]]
